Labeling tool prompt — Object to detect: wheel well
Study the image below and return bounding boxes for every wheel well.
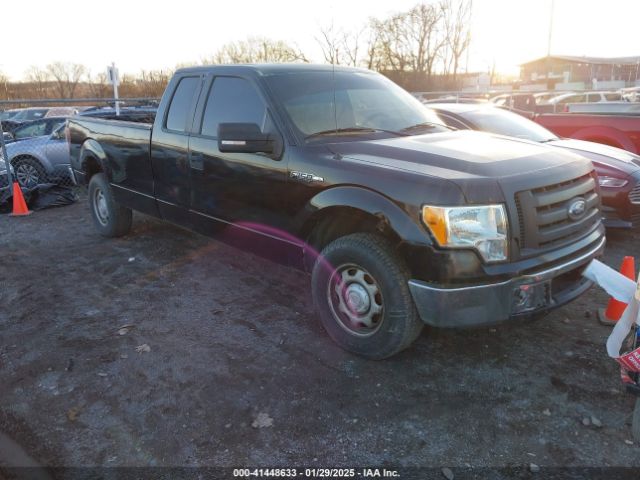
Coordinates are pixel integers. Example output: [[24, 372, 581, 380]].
[[10, 154, 41, 168], [303, 207, 402, 268], [82, 154, 102, 181]]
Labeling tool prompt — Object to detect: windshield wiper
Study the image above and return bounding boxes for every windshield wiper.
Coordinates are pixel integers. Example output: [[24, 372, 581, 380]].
[[304, 127, 408, 140], [400, 121, 450, 133]]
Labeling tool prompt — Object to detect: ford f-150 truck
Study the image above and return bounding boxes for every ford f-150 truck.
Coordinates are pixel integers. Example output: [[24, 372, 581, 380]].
[[67, 65, 605, 359]]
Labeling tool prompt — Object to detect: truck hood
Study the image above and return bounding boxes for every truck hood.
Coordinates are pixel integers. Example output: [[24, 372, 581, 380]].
[[548, 138, 640, 176], [331, 130, 588, 179]]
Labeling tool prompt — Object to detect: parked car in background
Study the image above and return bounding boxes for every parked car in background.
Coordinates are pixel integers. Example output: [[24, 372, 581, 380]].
[[0, 109, 21, 121], [533, 92, 561, 105], [5, 124, 69, 187], [620, 86, 640, 102], [5, 117, 68, 144], [5, 106, 80, 124], [44, 107, 80, 117], [536, 112, 640, 154], [10, 108, 51, 122], [547, 91, 625, 108], [430, 102, 640, 228], [79, 105, 157, 123], [490, 93, 539, 114]]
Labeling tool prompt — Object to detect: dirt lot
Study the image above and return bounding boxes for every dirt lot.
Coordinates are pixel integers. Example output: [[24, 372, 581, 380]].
[[1, 196, 639, 474]]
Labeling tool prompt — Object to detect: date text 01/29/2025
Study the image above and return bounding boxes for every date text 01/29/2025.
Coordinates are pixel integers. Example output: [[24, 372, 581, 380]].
[[232, 468, 400, 478]]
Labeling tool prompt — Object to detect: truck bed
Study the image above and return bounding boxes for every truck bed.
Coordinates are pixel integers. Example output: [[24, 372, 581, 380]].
[[68, 116, 156, 215]]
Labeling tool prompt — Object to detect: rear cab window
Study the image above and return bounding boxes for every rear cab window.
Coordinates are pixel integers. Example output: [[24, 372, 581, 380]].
[[165, 76, 201, 132]]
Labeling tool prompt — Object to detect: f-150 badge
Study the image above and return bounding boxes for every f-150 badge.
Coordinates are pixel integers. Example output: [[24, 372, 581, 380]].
[[290, 171, 324, 183]]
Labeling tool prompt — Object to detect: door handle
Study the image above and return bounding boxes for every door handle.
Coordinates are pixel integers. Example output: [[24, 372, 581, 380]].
[[190, 152, 204, 171]]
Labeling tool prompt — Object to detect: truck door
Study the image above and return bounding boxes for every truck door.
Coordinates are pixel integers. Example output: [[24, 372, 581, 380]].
[[151, 75, 203, 225], [187, 75, 292, 238]]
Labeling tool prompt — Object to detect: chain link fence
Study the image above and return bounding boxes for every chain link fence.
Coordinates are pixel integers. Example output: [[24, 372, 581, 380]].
[[0, 98, 158, 211]]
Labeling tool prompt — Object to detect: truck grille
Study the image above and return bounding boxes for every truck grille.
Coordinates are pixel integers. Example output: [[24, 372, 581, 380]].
[[629, 182, 640, 205], [516, 173, 601, 251]]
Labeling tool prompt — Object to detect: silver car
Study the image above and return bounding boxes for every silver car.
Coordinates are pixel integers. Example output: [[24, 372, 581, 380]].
[[5, 124, 69, 187]]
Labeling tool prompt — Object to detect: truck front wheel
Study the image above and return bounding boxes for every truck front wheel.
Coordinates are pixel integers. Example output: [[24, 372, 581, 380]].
[[311, 233, 423, 359], [88, 173, 132, 237]]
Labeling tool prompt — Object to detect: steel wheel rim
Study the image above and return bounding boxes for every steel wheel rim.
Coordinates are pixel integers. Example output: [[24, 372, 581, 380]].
[[16, 164, 40, 187], [93, 188, 109, 226], [326, 263, 384, 337]]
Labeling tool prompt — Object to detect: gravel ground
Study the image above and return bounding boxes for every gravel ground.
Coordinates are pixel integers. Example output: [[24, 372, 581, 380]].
[[0, 197, 639, 474]]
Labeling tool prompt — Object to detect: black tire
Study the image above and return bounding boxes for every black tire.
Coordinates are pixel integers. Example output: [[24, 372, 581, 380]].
[[311, 233, 423, 359], [13, 157, 46, 188], [88, 173, 132, 237], [633, 397, 640, 442]]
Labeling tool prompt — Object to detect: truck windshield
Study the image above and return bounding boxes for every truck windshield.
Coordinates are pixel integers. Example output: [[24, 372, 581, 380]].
[[264, 71, 448, 142], [463, 107, 558, 143]]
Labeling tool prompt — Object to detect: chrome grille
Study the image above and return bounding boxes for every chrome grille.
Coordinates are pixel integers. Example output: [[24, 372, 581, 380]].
[[516, 173, 601, 251], [629, 182, 640, 205]]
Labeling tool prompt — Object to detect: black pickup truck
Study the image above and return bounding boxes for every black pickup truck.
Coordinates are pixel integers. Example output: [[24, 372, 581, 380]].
[[67, 64, 605, 359]]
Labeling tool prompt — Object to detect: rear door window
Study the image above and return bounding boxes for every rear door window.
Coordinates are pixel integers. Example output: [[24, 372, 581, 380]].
[[200, 77, 267, 138], [165, 76, 200, 132]]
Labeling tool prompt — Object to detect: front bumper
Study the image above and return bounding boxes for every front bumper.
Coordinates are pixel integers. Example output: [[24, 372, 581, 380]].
[[408, 235, 605, 327]]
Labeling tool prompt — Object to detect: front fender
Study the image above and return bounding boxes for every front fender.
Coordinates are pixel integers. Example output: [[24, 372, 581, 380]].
[[7, 147, 52, 172], [297, 185, 432, 247]]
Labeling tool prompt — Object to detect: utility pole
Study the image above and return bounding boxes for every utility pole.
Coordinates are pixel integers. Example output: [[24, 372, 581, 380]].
[[107, 62, 120, 116], [0, 122, 13, 187]]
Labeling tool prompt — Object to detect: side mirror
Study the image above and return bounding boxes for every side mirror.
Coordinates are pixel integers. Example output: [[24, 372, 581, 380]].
[[218, 123, 275, 155]]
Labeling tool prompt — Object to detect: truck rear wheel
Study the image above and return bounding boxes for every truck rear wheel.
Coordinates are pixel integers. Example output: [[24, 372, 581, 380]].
[[311, 233, 423, 359], [88, 173, 132, 237]]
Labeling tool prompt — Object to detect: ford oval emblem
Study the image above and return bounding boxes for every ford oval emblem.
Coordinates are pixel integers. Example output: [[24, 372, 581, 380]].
[[567, 198, 587, 221]]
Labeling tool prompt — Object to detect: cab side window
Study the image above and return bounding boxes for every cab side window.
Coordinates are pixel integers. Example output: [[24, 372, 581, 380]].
[[14, 121, 47, 139], [165, 76, 200, 132], [200, 77, 267, 138]]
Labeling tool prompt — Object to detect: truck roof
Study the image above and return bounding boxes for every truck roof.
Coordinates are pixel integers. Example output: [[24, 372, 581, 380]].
[[174, 63, 373, 76]]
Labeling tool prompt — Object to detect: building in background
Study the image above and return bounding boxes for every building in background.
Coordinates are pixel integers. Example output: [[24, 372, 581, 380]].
[[520, 55, 640, 91]]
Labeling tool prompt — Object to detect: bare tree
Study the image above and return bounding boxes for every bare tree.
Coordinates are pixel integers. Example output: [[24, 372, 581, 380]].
[[205, 37, 308, 64], [407, 2, 446, 77], [136, 70, 173, 97], [46, 62, 87, 98], [25, 66, 51, 98], [86, 71, 111, 98], [316, 23, 342, 65], [441, 0, 472, 86]]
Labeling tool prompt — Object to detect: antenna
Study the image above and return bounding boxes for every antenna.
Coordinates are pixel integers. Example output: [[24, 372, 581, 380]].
[[332, 52, 337, 132]]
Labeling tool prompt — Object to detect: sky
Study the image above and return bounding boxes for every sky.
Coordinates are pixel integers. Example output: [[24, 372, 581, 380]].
[[1, 0, 639, 81]]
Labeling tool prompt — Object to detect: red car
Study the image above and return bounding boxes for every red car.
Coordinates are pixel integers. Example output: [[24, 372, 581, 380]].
[[429, 103, 640, 228]]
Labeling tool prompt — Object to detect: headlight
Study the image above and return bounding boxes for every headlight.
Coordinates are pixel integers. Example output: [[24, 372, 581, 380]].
[[422, 204, 508, 263], [598, 176, 628, 188]]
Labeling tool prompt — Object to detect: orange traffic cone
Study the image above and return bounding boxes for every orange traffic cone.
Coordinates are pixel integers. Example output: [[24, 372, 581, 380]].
[[597, 256, 635, 326], [9, 182, 32, 217]]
